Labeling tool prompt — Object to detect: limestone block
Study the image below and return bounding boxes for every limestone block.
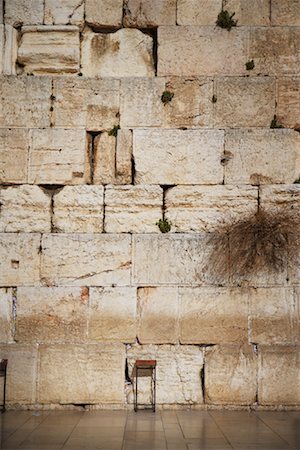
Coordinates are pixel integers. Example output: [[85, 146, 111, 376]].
[[0, 25, 17, 74], [133, 129, 224, 185], [41, 234, 131, 286], [0, 185, 51, 233], [127, 344, 203, 404], [177, 0, 222, 25], [123, 0, 176, 27], [0, 233, 41, 286], [38, 344, 125, 404], [224, 129, 300, 185], [0, 1, 3, 23], [214, 77, 275, 128], [223, 0, 270, 25], [288, 233, 300, 284], [259, 185, 300, 215], [4, 0, 43, 26], [44, 0, 84, 25], [0, 129, 29, 183], [165, 185, 258, 233], [0, 288, 13, 343], [205, 345, 257, 405], [93, 133, 116, 185], [53, 186, 104, 233], [0, 76, 51, 128], [105, 185, 163, 233], [138, 287, 179, 344], [258, 346, 300, 405], [16, 287, 88, 343], [53, 78, 120, 130], [116, 129, 132, 184], [28, 129, 88, 185], [277, 77, 300, 129], [158, 27, 248, 76], [85, 0, 123, 27], [271, 0, 300, 26], [88, 287, 136, 342], [81, 28, 154, 77]]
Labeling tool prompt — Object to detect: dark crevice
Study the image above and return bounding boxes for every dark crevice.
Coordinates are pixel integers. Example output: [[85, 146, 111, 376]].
[[87, 131, 101, 184], [161, 185, 175, 220], [85, 24, 122, 33], [257, 186, 261, 212], [39, 185, 64, 233], [125, 358, 132, 384], [131, 154, 136, 185], [50, 79, 54, 127], [63, 403, 92, 410], [12, 287, 17, 341], [144, 28, 158, 76], [102, 186, 106, 233], [200, 364, 205, 404], [136, 336, 141, 345]]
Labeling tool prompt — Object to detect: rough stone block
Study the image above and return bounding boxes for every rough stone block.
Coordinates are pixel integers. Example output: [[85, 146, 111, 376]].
[[259, 184, 300, 215], [53, 186, 104, 233], [158, 27, 248, 76], [277, 77, 300, 129], [93, 133, 116, 185], [0, 1, 3, 23], [214, 77, 275, 128], [0, 25, 17, 74], [0, 288, 13, 343], [133, 129, 224, 185], [116, 129, 132, 184], [38, 344, 125, 404], [0, 233, 41, 286], [223, 0, 270, 25], [85, 0, 123, 27], [271, 0, 300, 26], [288, 233, 300, 285], [18, 26, 80, 74], [205, 345, 257, 405], [89, 287, 136, 342], [4, 0, 43, 26], [44, 0, 84, 25], [41, 234, 131, 286], [0, 129, 29, 184], [123, 0, 176, 26], [105, 185, 163, 233], [177, 0, 222, 25]]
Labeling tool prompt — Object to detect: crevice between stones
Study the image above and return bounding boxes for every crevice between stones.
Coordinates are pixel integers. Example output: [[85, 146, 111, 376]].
[[39, 185, 64, 232], [86, 131, 101, 184], [12, 287, 17, 341]]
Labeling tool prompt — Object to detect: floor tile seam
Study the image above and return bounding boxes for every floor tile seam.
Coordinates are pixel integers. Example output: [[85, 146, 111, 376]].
[[121, 409, 129, 450], [2, 412, 50, 447], [173, 410, 188, 450], [254, 412, 297, 449], [60, 412, 84, 449], [207, 411, 235, 450]]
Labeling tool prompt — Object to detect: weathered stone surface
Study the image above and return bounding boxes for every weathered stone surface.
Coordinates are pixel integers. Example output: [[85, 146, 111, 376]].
[[105, 185, 163, 233], [165, 185, 258, 232], [133, 129, 224, 185], [41, 234, 131, 286], [0, 1, 3, 24], [38, 344, 125, 404], [214, 77, 275, 128], [277, 77, 300, 129], [0, 233, 41, 286], [0, 25, 17, 75], [44, 0, 84, 25], [224, 129, 300, 185], [205, 345, 257, 405], [258, 346, 300, 405], [53, 186, 104, 233], [288, 233, 300, 285], [0, 76, 51, 128], [89, 287, 136, 342], [4, 0, 43, 26], [93, 133, 116, 185], [123, 0, 176, 26], [223, 0, 270, 25], [16, 287, 89, 343], [271, 0, 300, 26], [0, 129, 29, 183], [177, 0, 222, 25], [85, 0, 123, 27], [158, 27, 247, 76], [260, 184, 300, 215], [28, 129, 88, 185], [18, 26, 80, 74], [116, 129, 132, 184], [127, 344, 203, 404], [0, 288, 13, 343], [138, 287, 179, 344]]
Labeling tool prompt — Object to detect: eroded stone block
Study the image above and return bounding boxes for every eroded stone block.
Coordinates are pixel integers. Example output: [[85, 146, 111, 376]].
[[260, 184, 300, 215], [0, 25, 17, 74], [85, 0, 123, 27], [271, 0, 300, 26], [0, 288, 13, 343], [44, 0, 84, 25], [277, 77, 300, 129], [177, 0, 222, 25], [0, 129, 29, 183], [223, 0, 270, 25], [116, 129, 132, 184], [4, 0, 43, 26], [93, 133, 116, 185], [123, 0, 176, 26]]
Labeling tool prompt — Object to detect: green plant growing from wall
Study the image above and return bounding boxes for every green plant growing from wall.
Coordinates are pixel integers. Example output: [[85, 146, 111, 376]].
[[216, 10, 237, 31], [108, 124, 120, 137], [156, 218, 172, 233], [245, 60, 255, 70], [270, 115, 283, 129], [161, 91, 174, 105]]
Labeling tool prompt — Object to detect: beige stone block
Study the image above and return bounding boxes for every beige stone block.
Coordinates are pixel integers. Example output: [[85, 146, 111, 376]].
[[0, 1, 3, 24], [177, 0, 222, 25], [214, 77, 275, 128], [29, 129, 88, 185], [223, 0, 270, 25], [277, 77, 300, 129], [4, 0, 43, 26], [0, 288, 13, 343], [41, 234, 131, 286], [38, 344, 125, 404], [258, 346, 300, 405], [224, 129, 300, 185], [105, 185, 163, 233], [116, 129, 132, 184], [89, 287, 136, 342], [0, 185, 51, 233], [93, 133, 116, 185], [0, 76, 51, 128], [271, 0, 300, 25], [259, 184, 300, 215], [44, 0, 84, 25], [123, 0, 176, 26], [158, 27, 248, 76], [0, 25, 17, 74], [16, 287, 88, 343], [0, 129, 29, 183], [81, 28, 154, 77], [138, 287, 179, 344], [0, 233, 41, 286], [165, 185, 258, 233], [205, 345, 257, 405], [53, 186, 104, 233], [288, 234, 300, 285], [127, 344, 203, 404], [53, 77, 120, 130], [86, 0, 123, 27], [18, 26, 80, 74]]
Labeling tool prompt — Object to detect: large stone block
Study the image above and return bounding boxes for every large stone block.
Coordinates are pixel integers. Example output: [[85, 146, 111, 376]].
[[105, 185, 163, 233], [177, 0, 222, 25], [259, 184, 300, 215], [271, 0, 300, 26], [0, 1, 3, 23], [0, 185, 51, 233], [223, 0, 270, 25], [158, 27, 248, 76], [0, 233, 41, 286], [18, 26, 80, 74], [0, 288, 13, 343], [123, 0, 176, 26], [85, 0, 123, 27], [0, 129, 29, 183], [4, 0, 43, 26], [93, 133, 116, 185], [38, 344, 125, 404], [277, 77, 300, 129], [41, 234, 131, 286], [0, 25, 17, 74], [53, 186, 104, 233], [116, 129, 132, 184], [88, 287, 136, 342], [205, 345, 257, 405], [133, 129, 224, 185], [214, 77, 275, 128], [44, 0, 84, 25]]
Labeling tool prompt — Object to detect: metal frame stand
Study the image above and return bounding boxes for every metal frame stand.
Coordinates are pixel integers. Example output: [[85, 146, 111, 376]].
[[134, 360, 156, 412], [0, 359, 7, 413]]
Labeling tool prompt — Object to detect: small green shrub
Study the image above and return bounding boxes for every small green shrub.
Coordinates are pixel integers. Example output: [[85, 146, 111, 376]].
[[161, 91, 174, 105], [108, 124, 120, 137], [216, 10, 237, 31], [156, 218, 171, 233], [245, 60, 255, 70], [270, 115, 283, 129]]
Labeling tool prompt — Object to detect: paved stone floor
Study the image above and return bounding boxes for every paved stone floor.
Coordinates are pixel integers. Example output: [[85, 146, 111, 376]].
[[0, 410, 299, 450]]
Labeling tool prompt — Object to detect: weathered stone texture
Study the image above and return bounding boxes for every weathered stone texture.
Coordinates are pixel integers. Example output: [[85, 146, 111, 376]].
[[38, 344, 125, 404], [116, 129, 132, 184], [53, 186, 104, 233], [0, 25, 17, 75], [89, 287, 136, 342], [41, 234, 131, 286], [85, 0, 123, 27], [0, 288, 13, 343], [205, 346, 257, 405], [105, 185, 163, 233], [93, 133, 116, 185], [81, 28, 154, 77], [44, 0, 84, 25], [223, 0, 270, 25], [277, 77, 300, 129], [0, 1, 3, 24], [123, 0, 176, 27], [0, 129, 29, 184], [133, 129, 224, 185], [177, 0, 222, 25], [259, 184, 300, 215], [16, 287, 89, 343], [4, 0, 43, 26], [271, 0, 300, 26]]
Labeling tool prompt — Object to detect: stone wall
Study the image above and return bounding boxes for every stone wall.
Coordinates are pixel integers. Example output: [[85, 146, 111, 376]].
[[0, 0, 299, 409]]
